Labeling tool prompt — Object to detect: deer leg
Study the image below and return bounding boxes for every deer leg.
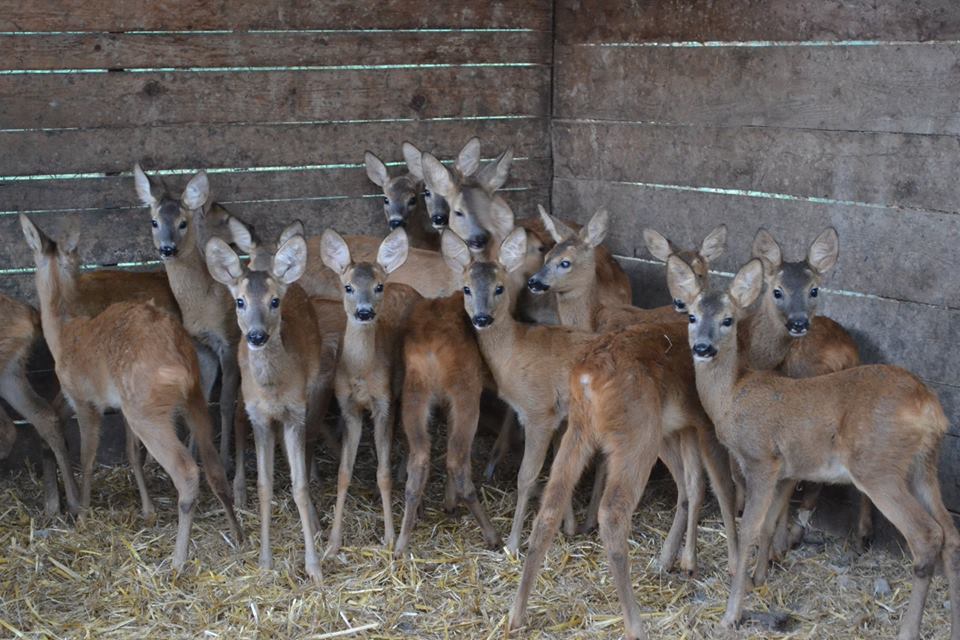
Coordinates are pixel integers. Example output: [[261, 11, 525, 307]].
[[697, 427, 739, 574], [447, 385, 499, 549], [372, 400, 395, 549], [282, 419, 322, 582], [721, 469, 781, 629], [126, 412, 200, 570], [754, 480, 795, 585], [395, 384, 432, 558], [598, 444, 661, 640], [552, 425, 578, 537], [2, 374, 80, 515], [484, 408, 517, 482], [657, 435, 688, 573], [855, 492, 875, 550], [509, 427, 595, 632], [217, 343, 240, 470], [251, 418, 276, 570], [123, 418, 156, 525], [577, 455, 606, 535], [679, 430, 705, 577], [325, 399, 362, 558], [505, 415, 558, 555], [73, 402, 102, 512], [233, 403, 250, 508]]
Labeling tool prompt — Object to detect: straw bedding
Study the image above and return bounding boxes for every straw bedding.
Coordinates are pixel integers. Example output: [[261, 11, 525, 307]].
[[0, 428, 952, 639]]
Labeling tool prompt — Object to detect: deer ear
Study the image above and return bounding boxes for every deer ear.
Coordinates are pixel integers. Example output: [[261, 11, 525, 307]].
[[579, 208, 609, 248], [488, 198, 515, 242], [538, 205, 574, 244], [498, 227, 528, 273], [751, 228, 782, 275], [699, 224, 727, 263], [402, 142, 423, 181], [279, 220, 305, 247], [319, 229, 352, 275], [807, 227, 839, 275], [205, 237, 244, 287], [228, 216, 256, 253], [441, 229, 472, 272], [666, 255, 700, 308], [272, 234, 308, 284], [19, 214, 49, 255], [377, 227, 409, 274], [182, 171, 210, 210], [364, 151, 390, 188], [643, 228, 675, 262], [474, 148, 512, 192], [421, 152, 457, 198], [455, 136, 481, 177], [730, 259, 765, 309], [133, 163, 159, 207]]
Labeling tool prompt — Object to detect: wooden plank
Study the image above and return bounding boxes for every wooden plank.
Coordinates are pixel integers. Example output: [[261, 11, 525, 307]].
[[0, 0, 551, 32], [553, 120, 960, 214], [553, 177, 960, 309], [0, 158, 548, 213], [556, 0, 960, 44], [939, 435, 960, 511], [0, 185, 551, 271], [0, 273, 38, 305], [1, 65, 550, 129], [554, 43, 960, 135], [0, 30, 550, 71], [2, 117, 549, 176]]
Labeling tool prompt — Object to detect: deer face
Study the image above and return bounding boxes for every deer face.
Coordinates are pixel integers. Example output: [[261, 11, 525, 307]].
[[134, 165, 208, 260], [444, 227, 526, 330]]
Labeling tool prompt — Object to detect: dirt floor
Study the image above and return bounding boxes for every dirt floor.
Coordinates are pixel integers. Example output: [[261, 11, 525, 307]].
[[0, 428, 953, 639]]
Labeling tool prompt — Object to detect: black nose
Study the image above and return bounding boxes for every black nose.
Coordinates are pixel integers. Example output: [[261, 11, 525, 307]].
[[673, 299, 686, 311], [787, 318, 810, 334], [527, 277, 549, 293], [159, 244, 177, 258], [247, 330, 268, 347], [472, 314, 493, 328], [388, 219, 406, 230], [355, 308, 376, 321], [693, 343, 717, 358], [431, 214, 449, 227], [468, 234, 488, 250]]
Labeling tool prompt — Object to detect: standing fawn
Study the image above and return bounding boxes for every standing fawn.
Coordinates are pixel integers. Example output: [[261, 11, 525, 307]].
[[205, 229, 333, 581], [669, 256, 960, 639], [364, 150, 438, 251], [20, 215, 241, 569], [320, 228, 421, 556], [134, 165, 241, 469], [0, 293, 79, 516], [445, 228, 597, 554]]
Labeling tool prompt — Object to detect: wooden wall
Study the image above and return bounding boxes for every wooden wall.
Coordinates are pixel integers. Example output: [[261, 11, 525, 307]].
[[552, 0, 960, 510], [0, 1, 553, 303]]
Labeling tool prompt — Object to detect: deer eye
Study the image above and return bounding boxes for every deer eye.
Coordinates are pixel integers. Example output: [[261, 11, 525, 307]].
[[423, 189, 432, 198], [151, 219, 159, 229], [495, 285, 505, 296], [463, 286, 471, 296], [383, 197, 390, 205], [178, 220, 188, 230], [236, 299, 245, 309], [773, 288, 783, 299], [722, 317, 733, 327], [559, 260, 571, 269], [674, 299, 686, 310], [688, 315, 696, 324], [454, 210, 465, 217], [345, 284, 354, 294], [810, 287, 819, 298], [270, 297, 280, 309], [375, 283, 384, 293]]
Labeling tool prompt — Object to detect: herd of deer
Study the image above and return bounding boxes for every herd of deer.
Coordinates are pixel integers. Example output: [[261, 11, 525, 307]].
[[1, 137, 957, 640]]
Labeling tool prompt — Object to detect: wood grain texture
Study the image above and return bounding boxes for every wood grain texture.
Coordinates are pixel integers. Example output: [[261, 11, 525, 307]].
[[1, 65, 550, 130], [553, 177, 960, 309], [553, 120, 960, 214], [3, 118, 549, 176], [0, 0, 551, 31], [556, 0, 960, 44], [0, 30, 550, 71], [554, 43, 960, 135]]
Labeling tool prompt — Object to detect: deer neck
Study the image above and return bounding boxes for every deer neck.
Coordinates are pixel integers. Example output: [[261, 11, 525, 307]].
[[244, 334, 291, 388], [741, 293, 792, 371], [555, 280, 601, 331], [342, 319, 379, 376], [33, 266, 77, 364], [162, 241, 223, 324], [474, 308, 520, 387], [693, 336, 743, 430]]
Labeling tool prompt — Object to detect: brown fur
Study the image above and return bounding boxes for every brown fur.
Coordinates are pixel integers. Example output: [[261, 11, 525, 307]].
[[21, 215, 241, 570]]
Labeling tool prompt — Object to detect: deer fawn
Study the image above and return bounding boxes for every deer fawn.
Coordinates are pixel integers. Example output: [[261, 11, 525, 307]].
[[444, 228, 597, 553], [205, 228, 334, 581], [20, 215, 242, 570], [402, 137, 482, 236], [0, 293, 79, 516], [319, 228, 421, 556], [364, 150, 438, 251], [670, 255, 960, 639], [134, 165, 241, 469]]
